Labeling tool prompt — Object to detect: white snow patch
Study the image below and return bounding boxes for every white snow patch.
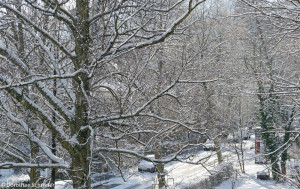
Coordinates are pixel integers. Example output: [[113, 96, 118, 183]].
[[55, 180, 73, 189], [0, 169, 13, 177], [0, 173, 30, 185]]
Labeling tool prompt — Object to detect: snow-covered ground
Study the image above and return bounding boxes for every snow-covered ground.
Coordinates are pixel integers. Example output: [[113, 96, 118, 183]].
[[216, 136, 296, 189], [0, 169, 30, 187], [0, 169, 70, 189], [92, 135, 296, 189], [0, 135, 297, 189], [91, 149, 235, 188]]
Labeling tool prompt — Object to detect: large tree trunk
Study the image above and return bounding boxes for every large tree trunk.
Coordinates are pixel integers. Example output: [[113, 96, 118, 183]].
[[69, 74, 92, 188], [68, 1, 92, 187], [70, 142, 92, 188]]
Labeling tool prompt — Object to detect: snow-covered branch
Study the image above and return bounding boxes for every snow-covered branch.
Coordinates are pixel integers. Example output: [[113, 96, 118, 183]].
[[94, 147, 179, 164], [0, 70, 82, 90], [0, 45, 74, 123], [25, 0, 76, 32], [0, 163, 69, 169], [89, 78, 179, 124], [1, 101, 68, 165], [0, 146, 27, 163], [88, 0, 127, 24], [0, 2, 75, 59], [178, 78, 218, 84], [138, 113, 206, 135], [95, 0, 206, 62], [0, 77, 70, 146]]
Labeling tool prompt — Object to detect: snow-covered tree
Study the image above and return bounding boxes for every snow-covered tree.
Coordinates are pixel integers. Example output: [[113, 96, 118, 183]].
[[238, 0, 300, 182], [0, 0, 208, 188]]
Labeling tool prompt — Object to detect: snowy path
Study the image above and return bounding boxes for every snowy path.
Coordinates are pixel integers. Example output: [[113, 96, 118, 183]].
[[103, 136, 295, 189], [94, 150, 223, 189], [215, 136, 295, 189]]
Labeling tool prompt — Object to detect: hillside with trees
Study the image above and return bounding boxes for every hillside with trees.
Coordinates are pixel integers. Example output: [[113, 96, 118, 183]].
[[0, 0, 299, 188]]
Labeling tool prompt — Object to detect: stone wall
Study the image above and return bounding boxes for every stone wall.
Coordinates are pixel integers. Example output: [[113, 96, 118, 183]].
[[183, 163, 234, 189]]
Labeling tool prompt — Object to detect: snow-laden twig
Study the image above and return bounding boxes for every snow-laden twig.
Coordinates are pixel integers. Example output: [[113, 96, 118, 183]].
[[0, 76, 70, 144], [138, 113, 206, 135], [1, 101, 68, 166], [94, 147, 179, 164], [0, 163, 69, 169], [0, 45, 75, 122], [94, 0, 206, 62], [178, 78, 218, 84], [0, 146, 27, 163], [89, 0, 125, 24], [25, 0, 76, 31], [0, 70, 83, 90], [0, 2, 75, 59], [89, 78, 179, 124]]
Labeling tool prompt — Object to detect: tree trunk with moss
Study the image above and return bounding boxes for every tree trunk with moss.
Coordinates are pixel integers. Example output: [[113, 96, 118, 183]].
[[257, 85, 280, 180], [68, 1, 92, 187], [280, 106, 295, 178]]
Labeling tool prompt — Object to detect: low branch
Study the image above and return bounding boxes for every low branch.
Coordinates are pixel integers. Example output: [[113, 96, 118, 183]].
[[0, 162, 69, 169]]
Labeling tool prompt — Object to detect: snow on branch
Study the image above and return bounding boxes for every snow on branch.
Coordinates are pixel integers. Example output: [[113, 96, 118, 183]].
[[0, 2, 74, 59], [95, 0, 206, 62], [0, 146, 27, 163], [94, 147, 179, 164], [0, 45, 30, 73], [138, 113, 206, 135], [95, 143, 209, 164], [100, 124, 157, 146], [0, 76, 70, 145], [0, 141, 29, 159], [88, 0, 127, 24], [90, 71, 212, 125], [178, 78, 218, 84], [1, 101, 68, 166], [128, 0, 206, 49], [0, 46, 74, 122], [90, 78, 179, 124], [0, 163, 69, 169], [25, 0, 76, 32], [241, 0, 300, 30], [0, 70, 83, 90]]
